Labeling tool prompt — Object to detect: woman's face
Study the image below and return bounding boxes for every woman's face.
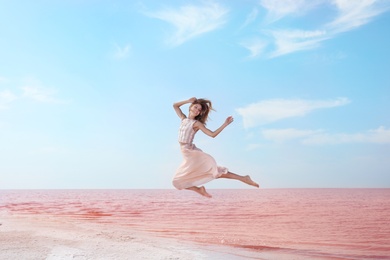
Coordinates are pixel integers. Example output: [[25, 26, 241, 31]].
[[190, 104, 202, 117]]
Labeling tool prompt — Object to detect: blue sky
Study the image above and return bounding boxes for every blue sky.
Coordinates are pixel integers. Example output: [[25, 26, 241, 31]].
[[1, 0, 389, 189]]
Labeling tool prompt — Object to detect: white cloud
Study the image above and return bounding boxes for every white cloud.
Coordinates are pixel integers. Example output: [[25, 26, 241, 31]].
[[146, 2, 228, 46], [303, 126, 390, 144], [327, 0, 390, 33], [0, 76, 9, 83], [245, 143, 266, 151], [260, 0, 325, 23], [0, 90, 18, 110], [262, 128, 323, 142], [243, 0, 390, 58], [240, 38, 268, 58], [270, 29, 328, 57], [111, 43, 131, 60], [260, 126, 390, 145], [236, 97, 350, 128], [240, 8, 259, 29], [309, 51, 347, 63], [1, 77, 66, 109], [21, 78, 65, 104], [22, 86, 56, 103]]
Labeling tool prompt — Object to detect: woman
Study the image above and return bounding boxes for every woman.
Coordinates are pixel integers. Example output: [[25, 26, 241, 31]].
[[172, 97, 259, 198]]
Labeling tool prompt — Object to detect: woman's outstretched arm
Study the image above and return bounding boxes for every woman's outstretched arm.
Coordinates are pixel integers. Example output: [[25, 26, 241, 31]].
[[195, 116, 234, 138], [173, 97, 196, 120]]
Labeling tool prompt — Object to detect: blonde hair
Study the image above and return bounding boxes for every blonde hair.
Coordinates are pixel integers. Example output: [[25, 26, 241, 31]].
[[191, 98, 214, 124]]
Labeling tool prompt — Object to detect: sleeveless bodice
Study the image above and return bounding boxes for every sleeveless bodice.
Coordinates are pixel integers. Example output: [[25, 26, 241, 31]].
[[178, 118, 196, 144]]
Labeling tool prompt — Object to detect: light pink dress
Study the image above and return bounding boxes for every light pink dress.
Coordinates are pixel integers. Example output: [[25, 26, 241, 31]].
[[172, 118, 228, 189]]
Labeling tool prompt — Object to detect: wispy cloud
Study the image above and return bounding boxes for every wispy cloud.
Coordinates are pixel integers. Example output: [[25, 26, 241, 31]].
[[309, 51, 347, 63], [22, 86, 59, 103], [0, 90, 18, 110], [240, 7, 259, 29], [236, 97, 350, 128], [240, 38, 268, 58], [260, 0, 324, 23], [262, 128, 323, 142], [21, 78, 62, 103], [303, 126, 390, 145], [269, 29, 328, 57], [242, 0, 390, 58], [146, 2, 228, 46], [326, 0, 390, 33], [1, 77, 66, 109], [261, 126, 390, 145], [0, 76, 9, 83], [111, 43, 131, 60]]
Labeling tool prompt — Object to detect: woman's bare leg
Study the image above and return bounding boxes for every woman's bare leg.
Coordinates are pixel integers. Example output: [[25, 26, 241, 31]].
[[185, 186, 212, 198], [218, 172, 259, 188]]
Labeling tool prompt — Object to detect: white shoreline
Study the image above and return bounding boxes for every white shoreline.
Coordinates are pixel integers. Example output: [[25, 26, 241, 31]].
[[0, 213, 337, 260], [0, 213, 257, 260]]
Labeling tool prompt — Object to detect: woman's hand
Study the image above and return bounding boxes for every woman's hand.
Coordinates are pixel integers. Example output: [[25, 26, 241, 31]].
[[196, 115, 234, 138], [188, 97, 197, 103], [225, 116, 234, 125]]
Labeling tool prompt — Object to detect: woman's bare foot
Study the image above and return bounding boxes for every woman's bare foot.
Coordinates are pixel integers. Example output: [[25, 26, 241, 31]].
[[197, 186, 212, 198], [186, 186, 212, 198], [243, 175, 259, 188]]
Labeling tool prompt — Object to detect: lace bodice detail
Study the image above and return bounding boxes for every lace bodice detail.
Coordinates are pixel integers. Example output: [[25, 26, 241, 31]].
[[178, 118, 196, 144]]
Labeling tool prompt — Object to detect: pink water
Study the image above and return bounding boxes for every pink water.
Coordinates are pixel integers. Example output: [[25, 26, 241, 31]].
[[1, 189, 390, 259]]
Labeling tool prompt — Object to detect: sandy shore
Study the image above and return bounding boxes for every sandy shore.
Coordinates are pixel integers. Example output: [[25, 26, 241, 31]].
[[0, 212, 337, 260], [0, 213, 260, 260]]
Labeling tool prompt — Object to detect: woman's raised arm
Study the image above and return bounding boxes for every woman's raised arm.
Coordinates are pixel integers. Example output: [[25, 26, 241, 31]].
[[173, 97, 197, 120]]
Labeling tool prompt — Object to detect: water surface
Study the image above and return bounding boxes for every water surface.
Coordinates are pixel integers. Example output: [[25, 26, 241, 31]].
[[1, 189, 389, 259]]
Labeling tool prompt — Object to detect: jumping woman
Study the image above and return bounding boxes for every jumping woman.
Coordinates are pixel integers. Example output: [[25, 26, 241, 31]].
[[172, 97, 259, 198]]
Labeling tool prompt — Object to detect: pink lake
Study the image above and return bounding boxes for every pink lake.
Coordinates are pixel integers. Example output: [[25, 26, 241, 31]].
[[1, 189, 389, 259]]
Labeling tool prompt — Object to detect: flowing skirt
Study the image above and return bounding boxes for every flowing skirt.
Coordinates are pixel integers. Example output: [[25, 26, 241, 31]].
[[172, 143, 228, 190]]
